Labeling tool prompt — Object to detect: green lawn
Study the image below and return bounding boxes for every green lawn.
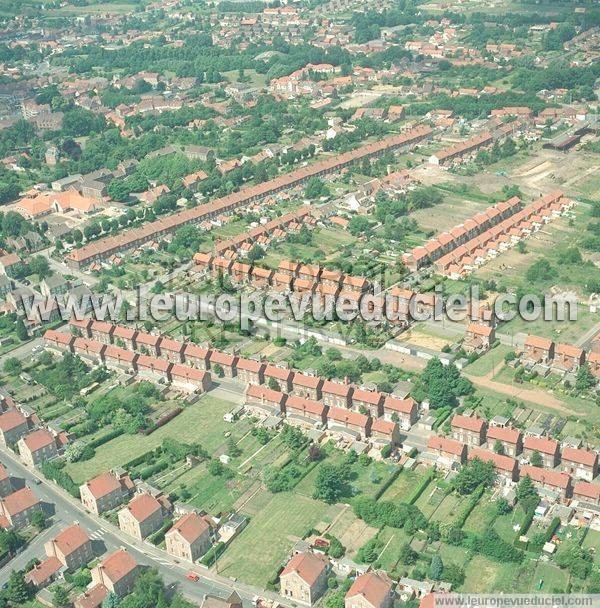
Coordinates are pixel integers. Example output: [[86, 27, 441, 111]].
[[66, 395, 234, 483], [216, 492, 341, 586], [531, 561, 570, 592], [463, 493, 496, 534], [376, 526, 413, 573], [380, 468, 426, 502], [465, 345, 513, 377]]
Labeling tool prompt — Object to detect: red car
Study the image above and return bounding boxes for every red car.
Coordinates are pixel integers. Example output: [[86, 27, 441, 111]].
[[186, 572, 200, 582]]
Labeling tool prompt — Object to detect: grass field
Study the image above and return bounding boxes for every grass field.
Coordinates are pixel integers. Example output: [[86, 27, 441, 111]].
[[380, 467, 426, 502], [530, 561, 570, 592], [465, 345, 513, 377], [217, 492, 342, 586], [66, 395, 234, 483]]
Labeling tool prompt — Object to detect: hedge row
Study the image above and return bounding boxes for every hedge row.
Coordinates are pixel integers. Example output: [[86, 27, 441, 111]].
[[406, 468, 435, 505], [453, 484, 485, 529], [201, 542, 226, 567], [374, 466, 402, 501]]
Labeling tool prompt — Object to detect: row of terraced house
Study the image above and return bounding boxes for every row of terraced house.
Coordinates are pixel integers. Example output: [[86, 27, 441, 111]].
[[426, 413, 600, 506], [194, 255, 441, 324], [65, 126, 433, 269], [521, 334, 600, 378], [434, 191, 574, 279], [43, 320, 421, 447]]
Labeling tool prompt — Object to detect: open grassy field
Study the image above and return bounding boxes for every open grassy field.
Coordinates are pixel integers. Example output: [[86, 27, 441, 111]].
[[65, 395, 234, 483], [216, 492, 342, 586], [465, 344, 513, 377]]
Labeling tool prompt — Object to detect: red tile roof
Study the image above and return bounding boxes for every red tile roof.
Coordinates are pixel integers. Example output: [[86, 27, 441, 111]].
[[487, 425, 521, 444], [292, 373, 322, 389], [427, 435, 465, 456], [352, 388, 383, 405], [523, 436, 558, 456], [245, 384, 286, 404], [468, 447, 517, 473], [236, 358, 264, 373], [285, 395, 326, 417], [562, 447, 598, 467], [76, 584, 108, 608], [25, 556, 62, 586], [21, 429, 55, 453], [573, 481, 600, 501], [97, 549, 137, 584], [346, 571, 392, 608], [524, 335, 553, 350], [52, 524, 90, 556], [84, 472, 123, 499], [281, 551, 329, 585], [520, 465, 570, 490], [327, 407, 369, 429], [322, 380, 352, 397], [0, 409, 27, 432], [383, 396, 416, 415], [167, 512, 209, 544], [451, 414, 485, 433], [124, 493, 162, 523], [2, 486, 39, 515]]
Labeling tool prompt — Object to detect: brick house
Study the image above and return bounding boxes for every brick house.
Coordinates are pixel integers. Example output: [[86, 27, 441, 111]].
[[322, 380, 353, 409], [382, 396, 417, 430], [272, 272, 294, 292], [136, 355, 171, 383], [280, 551, 330, 605], [0, 486, 40, 528], [235, 358, 265, 385], [285, 395, 327, 428], [464, 323, 495, 353], [278, 260, 301, 277], [69, 318, 92, 337], [245, 384, 287, 416], [451, 414, 486, 446], [231, 262, 253, 285], [79, 470, 134, 515], [44, 524, 93, 571], [209, 351, 238, 378], [134, 331, 161, 356], [183, 343, 212, 370], [522, 335, 554, 364], [588, 352, 600, 378], [264, 364, 294, 392], [17, 429, 60, 467], [165, 512, 212, 562], [90, 320, 114, 344], [158, 337, 185, 363], [0, 464, 12, 498], [520, 465, 572, 498], [250, 266, 273, 288], [43, 329, 75, 353], [112, 325, 137, 350], [72, 337, 106, 365], [327, 407, 371, 440], [292, 372, 323, 401], [118, 493, 167, 540], [345, 571, 394, 608], [560, 447, 598, 482], [170, 364, 212, 393], [370, 419, 400, 446], [427, 436, 466, 468], [351, 388, 383, 417], [0, 409, 30, 447], [486, 425, 522, 457], [103, 345, 137, 372], [25, 556, 63, 589], [552, 343, 585, 372], [522, 436, 559, 468], [572, 481, 600, 506], [468, 447, 518, 482], [90, 549, 138, 598]]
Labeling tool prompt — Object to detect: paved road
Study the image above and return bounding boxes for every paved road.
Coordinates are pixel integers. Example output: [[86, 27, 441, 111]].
[[0, 448, 290, 607]]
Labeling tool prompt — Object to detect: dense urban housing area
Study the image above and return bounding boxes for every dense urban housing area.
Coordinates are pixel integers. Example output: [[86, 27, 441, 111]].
[[0, 0, 598, 608]]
